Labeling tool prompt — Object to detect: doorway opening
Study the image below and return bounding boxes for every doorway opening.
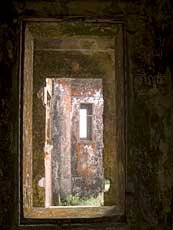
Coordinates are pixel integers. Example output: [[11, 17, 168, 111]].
[[41, 78, 107, 207]]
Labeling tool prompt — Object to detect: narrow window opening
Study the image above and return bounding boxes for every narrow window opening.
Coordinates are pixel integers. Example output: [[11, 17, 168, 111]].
[[80, 104, 92, 140], [80, 108, 87, 138]]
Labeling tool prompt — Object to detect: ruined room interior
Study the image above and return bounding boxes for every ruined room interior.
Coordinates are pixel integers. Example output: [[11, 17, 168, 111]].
[[42, 78, 104, 207]]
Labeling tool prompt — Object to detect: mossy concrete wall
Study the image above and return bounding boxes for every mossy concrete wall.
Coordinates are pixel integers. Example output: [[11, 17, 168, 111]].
[[0, 0, 173, 229]]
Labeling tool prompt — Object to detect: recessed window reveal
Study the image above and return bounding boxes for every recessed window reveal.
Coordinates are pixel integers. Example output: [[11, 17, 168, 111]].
[[80, 104, 92, 140], [80, 108, 87, 138]]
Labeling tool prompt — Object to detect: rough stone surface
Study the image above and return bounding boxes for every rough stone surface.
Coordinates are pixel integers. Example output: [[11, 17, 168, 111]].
[[70, 79, 104, 199], [0, 0, 173, 230]]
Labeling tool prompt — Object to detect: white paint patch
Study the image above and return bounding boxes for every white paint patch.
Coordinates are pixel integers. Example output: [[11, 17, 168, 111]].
[[38, 177, 45, 188]]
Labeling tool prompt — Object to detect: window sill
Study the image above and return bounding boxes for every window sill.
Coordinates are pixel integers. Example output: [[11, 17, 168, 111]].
[[24, 206, 122, 219]]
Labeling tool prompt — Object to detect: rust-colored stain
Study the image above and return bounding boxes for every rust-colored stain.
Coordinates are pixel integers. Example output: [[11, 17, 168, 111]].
[[77, 143, 96, 179], [44, 152, 49, 160], [59, 80, 72, 112], [92, 143, 96, 152]]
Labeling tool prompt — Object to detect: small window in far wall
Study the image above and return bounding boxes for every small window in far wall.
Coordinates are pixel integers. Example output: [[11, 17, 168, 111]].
[[80, 104, 92, 140]]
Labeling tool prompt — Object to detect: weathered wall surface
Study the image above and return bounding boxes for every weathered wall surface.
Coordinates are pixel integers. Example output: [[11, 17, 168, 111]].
[[71, 79, 104, 199], [48, 78, 104, 203], [0, 0, 173, 230], [52, 79, 72, 204]]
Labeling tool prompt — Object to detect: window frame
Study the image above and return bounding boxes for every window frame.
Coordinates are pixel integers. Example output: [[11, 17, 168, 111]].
[[79, 103, 93, 141], [19, 18, 127, 222]]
